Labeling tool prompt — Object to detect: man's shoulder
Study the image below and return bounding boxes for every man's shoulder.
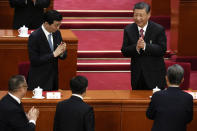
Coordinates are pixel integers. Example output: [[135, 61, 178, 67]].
[[0, 95, 19, 111], [58, 96, 92, 110], [149, 20, 165, 30], [180, 90, 193, 99], [124, 23, 137, 31], [29, 27, 43, 38]]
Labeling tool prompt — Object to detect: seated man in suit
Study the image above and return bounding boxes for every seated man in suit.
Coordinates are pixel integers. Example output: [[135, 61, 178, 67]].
[[146, 64, 193, 131], [0, 75, 39, 131], [53, 76, 95, 131]]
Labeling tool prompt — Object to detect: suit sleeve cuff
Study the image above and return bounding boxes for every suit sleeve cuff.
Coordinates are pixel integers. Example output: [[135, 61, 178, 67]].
[[143, 42, 146, 51], [29, 120, 36, 125]]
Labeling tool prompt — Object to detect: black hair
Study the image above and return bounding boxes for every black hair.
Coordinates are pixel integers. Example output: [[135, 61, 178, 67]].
[[133, 2, 151, 14], [43, 10, 63, 25], [70, 76, 88, 94]]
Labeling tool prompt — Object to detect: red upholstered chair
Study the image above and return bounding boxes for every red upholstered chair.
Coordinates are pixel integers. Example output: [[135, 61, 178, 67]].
[[165, 60, 191, 90], [18, 61, 30, 80], [175, 56, 197, 71]]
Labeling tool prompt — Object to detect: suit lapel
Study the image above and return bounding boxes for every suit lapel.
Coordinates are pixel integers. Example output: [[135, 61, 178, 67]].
[[131, 23, 140, 42], [40, 27, 53, 52], [144, 21, 152, 42], [52, 32, 58, 50]]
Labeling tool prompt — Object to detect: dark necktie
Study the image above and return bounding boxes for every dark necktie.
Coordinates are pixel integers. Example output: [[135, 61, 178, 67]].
[[140, 29, 144, 39], [48, 34, 54, 51]]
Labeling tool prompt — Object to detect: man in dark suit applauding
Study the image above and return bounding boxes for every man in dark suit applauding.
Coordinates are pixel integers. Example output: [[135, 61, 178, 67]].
[[121, 2, 167, 90], [28, 10, 67, 91], [53, 76, 95, 131], [0, 75, 39, 131], [146, 64, 193, 131]]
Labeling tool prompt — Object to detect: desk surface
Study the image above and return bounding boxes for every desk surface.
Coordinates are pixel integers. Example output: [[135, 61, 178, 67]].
[[1, 90, 197, 131], [0, 29, 78, 43], [0, 90, 196, 104]]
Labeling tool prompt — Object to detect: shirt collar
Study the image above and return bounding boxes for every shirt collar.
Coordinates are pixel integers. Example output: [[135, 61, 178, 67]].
[[8, 92, 21, 104], [41, 24, 51, 38], [72, 94, 83, 100], [137, 22, 148, 34]]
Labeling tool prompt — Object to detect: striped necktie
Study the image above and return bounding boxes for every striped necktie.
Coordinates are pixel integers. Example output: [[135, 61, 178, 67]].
[[140, 29, 144, 39]]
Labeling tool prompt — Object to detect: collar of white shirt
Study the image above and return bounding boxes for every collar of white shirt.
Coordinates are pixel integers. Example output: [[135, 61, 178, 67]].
[[41, 24, 51, 40], [8, 92, 21, 104], [72, 94, 83, 100], [137, 22, 148, 36]]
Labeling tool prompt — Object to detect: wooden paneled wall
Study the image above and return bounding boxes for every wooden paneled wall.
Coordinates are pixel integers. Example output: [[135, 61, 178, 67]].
[[0, 0, 14, 29], [151, 0, 170, 16], [170, 0, 197, 56]]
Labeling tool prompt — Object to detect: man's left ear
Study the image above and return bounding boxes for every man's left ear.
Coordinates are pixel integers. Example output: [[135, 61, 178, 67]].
[[181, 78, 184, 84], [148, 12, 151, 19]]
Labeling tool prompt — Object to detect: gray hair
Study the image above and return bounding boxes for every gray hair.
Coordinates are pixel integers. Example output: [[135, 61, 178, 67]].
[[167, 64, 184, 85], [133, 2, 151, 14], [8, 75, 25, 92]]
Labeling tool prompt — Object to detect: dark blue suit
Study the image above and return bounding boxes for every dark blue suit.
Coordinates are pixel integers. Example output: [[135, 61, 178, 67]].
[[121, 20, 167, 90], [0, 94, 35, 131], [28, 27, 67, 91], [146, 87, 193, 131], [54, 96, 95, 131]]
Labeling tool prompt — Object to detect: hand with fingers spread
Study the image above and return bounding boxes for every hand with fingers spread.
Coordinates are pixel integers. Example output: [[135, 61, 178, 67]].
[[53, 42, 67, 57], [27, 106, 39, 122]]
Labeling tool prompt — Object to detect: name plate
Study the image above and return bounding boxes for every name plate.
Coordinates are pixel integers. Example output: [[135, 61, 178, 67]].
[[188, 92, 197, 99], [46, 92, 61, 99]]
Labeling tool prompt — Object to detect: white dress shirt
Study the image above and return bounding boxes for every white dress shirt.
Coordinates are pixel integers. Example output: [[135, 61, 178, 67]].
[[136, 22, 148, 53], [72, 94, 83, 100], [41, 24, 54, 47]]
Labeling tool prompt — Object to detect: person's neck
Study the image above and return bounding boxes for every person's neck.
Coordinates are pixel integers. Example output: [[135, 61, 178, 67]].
[[43, 24, 51, 33], [168, 84, 180, 87], [9, 92, 22, 100]]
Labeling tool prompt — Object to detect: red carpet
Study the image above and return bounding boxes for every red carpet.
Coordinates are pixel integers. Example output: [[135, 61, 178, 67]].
[[54, 0, 142, 10], [77, 71, 197, 90], [51, 0, 197, 91], [58, 10, 133, 17], [77, 72, 131, 90], [73, 29, 171, 51]]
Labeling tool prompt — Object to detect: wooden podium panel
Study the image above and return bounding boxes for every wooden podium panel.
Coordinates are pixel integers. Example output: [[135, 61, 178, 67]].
[[1, 90, 197, 131], [170, 0, 197, 56], [0, 29, 78, 90]]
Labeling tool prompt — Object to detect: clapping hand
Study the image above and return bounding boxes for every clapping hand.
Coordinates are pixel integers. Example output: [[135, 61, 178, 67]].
[[137, 37, 146, 51], [27, 106, 39, 122], [53, 42, 67, 57]]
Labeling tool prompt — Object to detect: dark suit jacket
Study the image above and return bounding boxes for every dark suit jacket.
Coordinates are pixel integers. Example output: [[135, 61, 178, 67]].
[[28, 27, 67, 91], [121, 20, 167, 90], [53, 96, 95, 131], [9, 0, 50, 29], [0, 94, 35, 131], [146, 87, 193, 131]]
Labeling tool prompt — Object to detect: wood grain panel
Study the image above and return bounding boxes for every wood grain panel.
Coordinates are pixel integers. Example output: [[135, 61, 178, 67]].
[[0, 0, 14, 29], [0, 90, 197, 131], [178, 1, 197, 56]]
